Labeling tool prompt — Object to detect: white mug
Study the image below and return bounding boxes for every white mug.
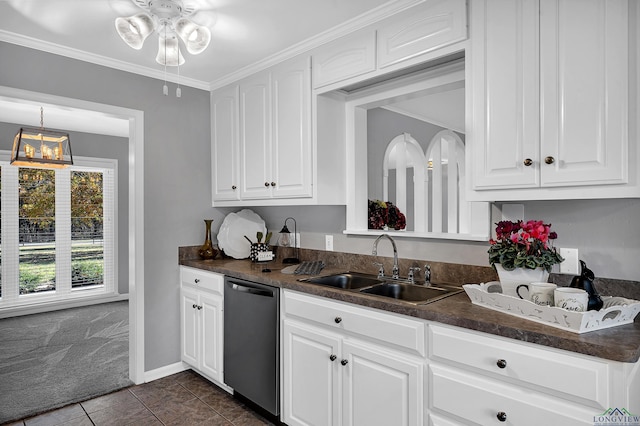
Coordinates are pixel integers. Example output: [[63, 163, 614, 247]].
[[554, 288, 589, 312], [517, 282, 557, 306]]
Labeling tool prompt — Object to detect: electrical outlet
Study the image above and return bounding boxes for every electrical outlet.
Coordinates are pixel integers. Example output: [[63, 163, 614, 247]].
[[325, 235, 334, 251], [559, 248, 580, 275]]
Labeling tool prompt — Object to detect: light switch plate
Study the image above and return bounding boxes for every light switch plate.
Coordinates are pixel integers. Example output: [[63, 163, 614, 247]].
[[559, 248, 579, 275], [325, 235, 334, 251]]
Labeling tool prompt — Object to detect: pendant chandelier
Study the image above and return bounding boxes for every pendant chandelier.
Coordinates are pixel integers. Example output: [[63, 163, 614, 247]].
[[10, 107, 73, 169]]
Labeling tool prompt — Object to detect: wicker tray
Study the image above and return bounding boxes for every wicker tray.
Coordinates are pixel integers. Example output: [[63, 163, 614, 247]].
[[463, 283, 640, 333]]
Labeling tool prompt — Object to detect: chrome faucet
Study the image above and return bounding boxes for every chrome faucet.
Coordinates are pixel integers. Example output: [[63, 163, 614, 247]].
[[372, 234, 399, 279]]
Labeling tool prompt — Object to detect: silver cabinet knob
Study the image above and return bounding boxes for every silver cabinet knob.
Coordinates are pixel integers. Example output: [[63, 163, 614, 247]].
[[329, 354, 337, 361], [497, 412, 507, 422], [545, 156, 555, 164], [341, 359, 348, 366], [192, 304, 197, 309], [194, 278, 200, 283], [264, 182, 270, 187], [197, 305, 202, 310], [334, 317, 342, 324], [270, 182, 276, 186], [231, 185, 237, 190], [523, 158, 533, 166], [496, 359, 507, 369]]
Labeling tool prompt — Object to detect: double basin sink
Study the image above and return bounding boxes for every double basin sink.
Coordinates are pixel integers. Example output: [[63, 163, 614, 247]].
[[298, 272, 463, 305]]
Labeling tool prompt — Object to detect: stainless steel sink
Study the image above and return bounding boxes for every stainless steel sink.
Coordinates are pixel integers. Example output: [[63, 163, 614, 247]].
[[359, 282, 463, 304], [299, 272, 384, 289], [298, 272, 462, 304]]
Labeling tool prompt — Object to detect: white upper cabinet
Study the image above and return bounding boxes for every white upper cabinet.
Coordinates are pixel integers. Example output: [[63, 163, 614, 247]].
[[312, 30, 376, 89], [377, 0, 467, 69], [271, 57, 313, 198], [211, 85, 240, 202], [212, 56, 313, 205], [469, 0, 639, 200], [240, 71, 273, 199]]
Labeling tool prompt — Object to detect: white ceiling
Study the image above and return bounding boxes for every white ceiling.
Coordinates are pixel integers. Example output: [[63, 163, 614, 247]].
[[0, 0, 418, 90]]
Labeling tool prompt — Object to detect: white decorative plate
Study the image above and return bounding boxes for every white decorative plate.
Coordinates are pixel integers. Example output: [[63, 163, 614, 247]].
[[217, 209, 267, 259]]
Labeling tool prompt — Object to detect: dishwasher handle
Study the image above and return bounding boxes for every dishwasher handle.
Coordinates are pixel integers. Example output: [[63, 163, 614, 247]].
[[228, 281, 275, 298]]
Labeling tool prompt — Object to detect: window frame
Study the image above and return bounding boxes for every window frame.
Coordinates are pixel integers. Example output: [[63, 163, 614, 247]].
[[0, 151, 117, 309]]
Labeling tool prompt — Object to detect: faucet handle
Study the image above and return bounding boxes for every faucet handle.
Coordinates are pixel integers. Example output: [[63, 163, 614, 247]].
[[424, 264, 431, 284], [407, 267, 421, 284], [373, 262, 385, 278]]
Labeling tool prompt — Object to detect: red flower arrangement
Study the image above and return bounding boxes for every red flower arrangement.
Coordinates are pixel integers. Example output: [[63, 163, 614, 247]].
[[488, 220, 563, 272]]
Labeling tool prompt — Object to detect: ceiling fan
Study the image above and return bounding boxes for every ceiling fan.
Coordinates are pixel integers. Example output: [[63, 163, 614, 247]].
[[115, 0, 213, 66]]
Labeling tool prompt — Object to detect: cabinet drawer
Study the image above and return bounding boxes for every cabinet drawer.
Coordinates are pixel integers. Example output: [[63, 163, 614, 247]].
[[283, 290, 425, 356], [180, 267, 224, 295], [429, 364, 594, 426], [429, 324, 610, 408]]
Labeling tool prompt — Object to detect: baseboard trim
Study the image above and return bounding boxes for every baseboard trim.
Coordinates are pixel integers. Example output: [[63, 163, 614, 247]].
[[0, 294, 129, 319], [143, 362, 233, 395], [143, 362, 188, 383]]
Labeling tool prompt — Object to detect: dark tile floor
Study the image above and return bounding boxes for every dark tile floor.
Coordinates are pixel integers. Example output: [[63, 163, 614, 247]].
[[6, 370, 275, 426]]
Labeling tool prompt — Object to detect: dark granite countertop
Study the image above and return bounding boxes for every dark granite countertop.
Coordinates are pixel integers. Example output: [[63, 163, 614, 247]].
[[179, 256, 640, 363]]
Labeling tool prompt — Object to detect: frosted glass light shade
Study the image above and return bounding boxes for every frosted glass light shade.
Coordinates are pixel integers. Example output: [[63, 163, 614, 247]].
[[156, 31, 185, 66], [175, 18, 211, 54], [115, 13, 155, 50]]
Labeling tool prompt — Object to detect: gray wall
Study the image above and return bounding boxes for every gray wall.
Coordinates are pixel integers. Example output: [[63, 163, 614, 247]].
[[0, 42, 223, 372], [0, 123, 129, 294], [249, 197, 640, 282]]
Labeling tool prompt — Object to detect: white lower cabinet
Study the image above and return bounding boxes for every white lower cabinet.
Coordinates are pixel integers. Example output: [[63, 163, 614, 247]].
[[427, 324, 640, 425], [282, 290, 425, 426], [180, 267, 224, 384], [429, 364, 595, 425]]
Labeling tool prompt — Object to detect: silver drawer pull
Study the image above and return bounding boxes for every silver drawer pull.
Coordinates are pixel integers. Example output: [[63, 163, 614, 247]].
[[496, 359, 507, 369], [497, 412, 507, 422], [334, 317, 342, 324]]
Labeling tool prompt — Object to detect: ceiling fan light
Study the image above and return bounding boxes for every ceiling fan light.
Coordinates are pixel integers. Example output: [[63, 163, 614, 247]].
[[156, 32, 185, 66], [115, 13, 155, 50], [175, 18, 211, 54]]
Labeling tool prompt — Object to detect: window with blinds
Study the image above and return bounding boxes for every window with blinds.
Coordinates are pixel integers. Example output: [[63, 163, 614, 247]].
[[0, 155, 116, 308]]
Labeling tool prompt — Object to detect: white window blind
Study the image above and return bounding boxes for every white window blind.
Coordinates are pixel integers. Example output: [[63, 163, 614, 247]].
[[0, 153, 117, 309]]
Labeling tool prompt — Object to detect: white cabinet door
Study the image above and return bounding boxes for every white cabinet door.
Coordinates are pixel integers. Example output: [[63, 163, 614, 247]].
[[199, 291, 223, 383], [470, 0, 630, 194], [211, 85, 240, 202], [282, 320, 341, 426], [342, 340, 423, 426], [240, 72, 272, 199], [312, 30, 376, 88], [271, 56, 312, 198], [377, 0, 467, 69], [539, 0, 628, 187], [180, 286, 199, 367], [469, 0, 540, 189]]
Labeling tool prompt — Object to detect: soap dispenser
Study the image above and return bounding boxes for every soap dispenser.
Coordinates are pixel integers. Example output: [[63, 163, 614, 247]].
[[570, 260, 603, 311]]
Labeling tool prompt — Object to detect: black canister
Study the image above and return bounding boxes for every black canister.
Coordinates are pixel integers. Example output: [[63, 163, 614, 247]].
[[569, 260, 603, 311]]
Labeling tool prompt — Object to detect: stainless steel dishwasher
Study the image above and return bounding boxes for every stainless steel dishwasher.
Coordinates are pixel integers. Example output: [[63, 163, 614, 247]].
[[223, 277, 279, 417]]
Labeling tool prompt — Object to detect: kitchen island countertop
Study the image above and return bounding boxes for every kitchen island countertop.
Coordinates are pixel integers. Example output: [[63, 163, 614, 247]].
[[180, 257, 640, 363]]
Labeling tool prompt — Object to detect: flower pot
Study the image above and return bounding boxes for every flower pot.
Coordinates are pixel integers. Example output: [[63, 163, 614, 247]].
[[494, 263, 549, 298]]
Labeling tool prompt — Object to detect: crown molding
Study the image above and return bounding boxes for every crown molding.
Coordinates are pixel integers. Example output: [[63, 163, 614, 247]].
[[0, 30, 210, 91], [208, 0, 424, 90]]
